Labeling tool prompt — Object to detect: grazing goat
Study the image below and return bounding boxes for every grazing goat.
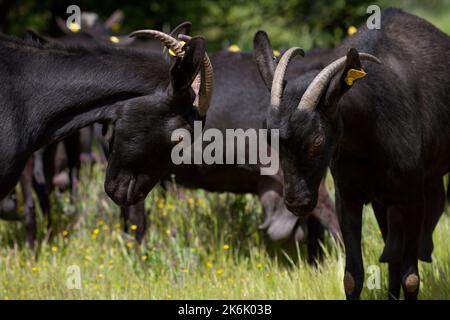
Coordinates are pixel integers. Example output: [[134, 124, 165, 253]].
[[253, 8, 450, 299]]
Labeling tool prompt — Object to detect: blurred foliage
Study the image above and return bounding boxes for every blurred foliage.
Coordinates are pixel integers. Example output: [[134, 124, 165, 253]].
[[0, 0, 449, 50]]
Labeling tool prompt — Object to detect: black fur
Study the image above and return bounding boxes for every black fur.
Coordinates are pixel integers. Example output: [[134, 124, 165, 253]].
[[0, 32, 206, 208]]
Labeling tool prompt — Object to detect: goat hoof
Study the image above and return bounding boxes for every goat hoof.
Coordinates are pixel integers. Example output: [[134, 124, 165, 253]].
[[344, 272, 355, 295], [404, 273, 419, 293]]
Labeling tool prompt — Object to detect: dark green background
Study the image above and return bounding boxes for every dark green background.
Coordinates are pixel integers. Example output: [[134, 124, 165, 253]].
[[0, 0, 449, 50]]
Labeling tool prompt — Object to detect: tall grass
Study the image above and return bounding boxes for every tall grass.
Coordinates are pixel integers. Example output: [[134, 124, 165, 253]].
[[0, 164, 449, 299]]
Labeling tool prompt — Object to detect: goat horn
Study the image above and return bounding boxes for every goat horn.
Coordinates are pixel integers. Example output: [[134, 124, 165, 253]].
[[270, 47, 304, 110], [129, 30, 185, 57], [298, 53, 381, 111], [178, 34, 214, 116]]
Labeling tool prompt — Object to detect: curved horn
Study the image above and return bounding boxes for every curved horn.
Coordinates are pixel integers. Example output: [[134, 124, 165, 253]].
[[298, 53, 381, 111], [129, 30, 185, 57], [178, 34, 214, 116], [270, 47, 305, 109]]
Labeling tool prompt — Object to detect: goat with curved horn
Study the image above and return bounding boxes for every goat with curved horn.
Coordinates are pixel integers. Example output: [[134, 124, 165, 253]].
[[298, 52, 381, 111], [129, 29, 213, 116]]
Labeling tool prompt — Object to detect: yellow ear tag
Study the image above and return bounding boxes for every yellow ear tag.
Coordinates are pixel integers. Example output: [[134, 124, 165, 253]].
[[111, 23, 121, 32], [345, 68, 367, 86], [110, 36, 120, 44], [69, 22, 81, 33], [347, 25, 358, 36], [169, 41, 186, 57], [273, 50, 281, 57], [228, 44, 241, 52]]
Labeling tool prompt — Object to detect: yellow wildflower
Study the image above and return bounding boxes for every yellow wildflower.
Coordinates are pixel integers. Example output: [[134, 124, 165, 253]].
[[131, 225, 138, 231], [347, 25, 358, 36], [228, 44, 241, 52], [91, 228, 100, 240], [197, 198, 207, 209], [223, 244, 230, 250], [109, 36, 120, 44]]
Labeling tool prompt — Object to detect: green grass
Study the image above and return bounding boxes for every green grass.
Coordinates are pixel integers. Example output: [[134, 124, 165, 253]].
[[0, 164, 449, 300]]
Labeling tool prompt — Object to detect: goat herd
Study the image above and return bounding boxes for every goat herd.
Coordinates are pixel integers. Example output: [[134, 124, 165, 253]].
[[0, 7, 449, 300]]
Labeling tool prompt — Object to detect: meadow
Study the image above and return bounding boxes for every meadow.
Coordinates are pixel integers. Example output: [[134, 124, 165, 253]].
[[0, 164, 449, 300]]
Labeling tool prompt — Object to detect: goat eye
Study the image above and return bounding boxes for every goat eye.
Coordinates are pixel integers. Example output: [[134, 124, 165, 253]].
[[313, 136, 324, 147], [309, 136, 324, 157]]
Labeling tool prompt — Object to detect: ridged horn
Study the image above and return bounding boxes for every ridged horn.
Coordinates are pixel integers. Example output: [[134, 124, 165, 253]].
[[270, 47, 304, 109], [129, 29, 185, 57], [178, 34, 214, 116], [298, 53, 381, 111]]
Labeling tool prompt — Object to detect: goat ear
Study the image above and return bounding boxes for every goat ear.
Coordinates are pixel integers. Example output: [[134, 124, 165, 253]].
[[253, 31, 276, 92], [170, 36, 205, 94], [170, 21, 192, 38], [104, 9, 124, 30], [322, 48, 364, 114], [163, 22, 192, 63]]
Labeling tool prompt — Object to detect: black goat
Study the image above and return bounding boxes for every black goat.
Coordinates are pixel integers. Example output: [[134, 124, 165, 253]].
[[0, 27, 212, 213], [165, 49, 340, 261], [6, 20, 196, 247], [254, 8, 450, 299]]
